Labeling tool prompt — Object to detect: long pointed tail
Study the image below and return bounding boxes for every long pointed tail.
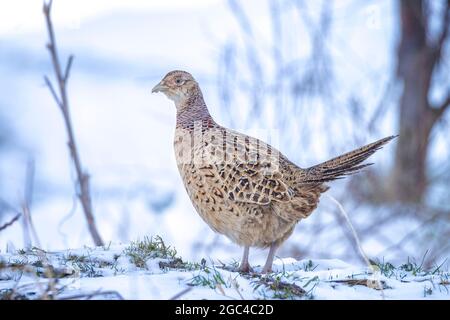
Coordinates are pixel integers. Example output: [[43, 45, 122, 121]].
[[302, 136, 396, 184]]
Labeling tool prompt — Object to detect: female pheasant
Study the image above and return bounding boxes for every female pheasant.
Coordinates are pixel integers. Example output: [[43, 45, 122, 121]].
[[152, 70, 394, 274]]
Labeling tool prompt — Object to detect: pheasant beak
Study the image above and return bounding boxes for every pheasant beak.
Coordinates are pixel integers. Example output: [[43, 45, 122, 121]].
[[151, 81, 168, 93]]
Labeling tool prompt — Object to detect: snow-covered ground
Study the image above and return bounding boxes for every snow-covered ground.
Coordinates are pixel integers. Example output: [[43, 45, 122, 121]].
[[1, 238, 449, 300]]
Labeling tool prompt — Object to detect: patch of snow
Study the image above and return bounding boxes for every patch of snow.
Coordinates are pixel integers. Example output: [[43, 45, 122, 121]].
[[1, 245, 448, 300]]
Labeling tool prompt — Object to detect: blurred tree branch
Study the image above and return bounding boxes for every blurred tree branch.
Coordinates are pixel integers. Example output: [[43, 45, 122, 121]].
[[432, 91, 450, 122], [42, 0, 104, 246], [0, 213, 21, 233], [433, 0, 450, 62], [21, 158, 41, 248]]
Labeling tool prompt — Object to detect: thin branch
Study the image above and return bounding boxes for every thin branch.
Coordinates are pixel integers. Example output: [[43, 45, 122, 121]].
[[64, 55, 74, 82], [43, 75, 62, 108], [43, 0, 104, 246], [169, 287, 193, 300], [43, 0, 52, 13], [326, 195, 385, 296], [60, 290, 125, 300], [21, 158, 41, 248], [432, 91, 450, 121], [434, 0, 450, 61], [0, 213, 21, 232]]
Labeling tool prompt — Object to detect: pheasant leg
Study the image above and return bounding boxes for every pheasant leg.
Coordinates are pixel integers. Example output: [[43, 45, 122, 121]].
[[238, 246, 253, 273], [261, 242, 278, 274]]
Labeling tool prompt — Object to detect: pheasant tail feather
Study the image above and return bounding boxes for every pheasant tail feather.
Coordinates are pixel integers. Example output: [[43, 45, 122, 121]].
[[302, 136, 397, 184]]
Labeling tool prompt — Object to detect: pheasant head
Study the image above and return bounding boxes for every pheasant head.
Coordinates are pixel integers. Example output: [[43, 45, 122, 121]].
[[152, 70, 202, 109]]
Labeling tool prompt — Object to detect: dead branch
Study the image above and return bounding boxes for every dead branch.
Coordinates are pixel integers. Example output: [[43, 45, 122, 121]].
[[433, 0, 450, 62], [169, 287, 193, 300], [21, 158, 41, 248], [432, 91, 450, 122], [60, 290, 125, 300], [42, 0, 103, 246], [0, 213, 21, 232]]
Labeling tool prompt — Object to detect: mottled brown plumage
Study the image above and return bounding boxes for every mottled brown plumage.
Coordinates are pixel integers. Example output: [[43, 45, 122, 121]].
[[152, 70, 395, 273]]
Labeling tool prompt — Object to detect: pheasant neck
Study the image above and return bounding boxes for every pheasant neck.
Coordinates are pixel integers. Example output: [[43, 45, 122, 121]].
[[176, 93, 215, 129]]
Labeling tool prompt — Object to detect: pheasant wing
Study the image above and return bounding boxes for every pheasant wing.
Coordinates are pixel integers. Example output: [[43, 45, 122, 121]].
[[204, 129, 294, 205]]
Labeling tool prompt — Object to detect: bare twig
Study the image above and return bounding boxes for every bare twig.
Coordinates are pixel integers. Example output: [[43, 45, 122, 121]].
[[14, 165, 33, 249], [43, 0, 103, 246], [326, 195, 385, 298], [43, 75, 62, 108], [21, 158, 41, 248], [169, 287, 193, 300], [432, 91, 450, 122], [433, 0, 450, 62], [232, 279, 245, 300], [64, 55, 74, 82], [0, 213, 21, 232], [21, 202, 32, 248], [60, 290, 125, 300]]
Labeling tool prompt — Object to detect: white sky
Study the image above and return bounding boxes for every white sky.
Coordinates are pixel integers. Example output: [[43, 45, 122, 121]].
[[0, 0, 220, 35]]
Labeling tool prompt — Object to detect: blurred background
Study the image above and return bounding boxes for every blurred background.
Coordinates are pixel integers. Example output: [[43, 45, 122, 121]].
[[0, 0, 449, 267]]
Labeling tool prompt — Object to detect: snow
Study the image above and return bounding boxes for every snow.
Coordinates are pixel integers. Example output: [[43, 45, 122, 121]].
[[1, 244, 448, 300]]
